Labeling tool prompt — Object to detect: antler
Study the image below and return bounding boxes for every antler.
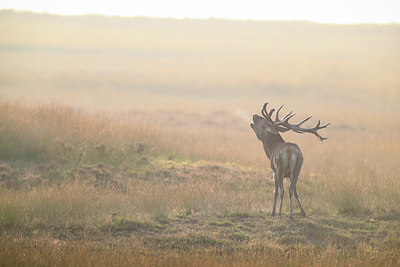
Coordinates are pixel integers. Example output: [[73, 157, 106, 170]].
[[261, 102, 330, 142], [261, 103, 273, 122]]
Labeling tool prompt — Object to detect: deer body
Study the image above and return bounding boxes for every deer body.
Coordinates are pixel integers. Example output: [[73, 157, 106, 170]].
[[250, 103, 329, 218], [268, 140, 305, 217]]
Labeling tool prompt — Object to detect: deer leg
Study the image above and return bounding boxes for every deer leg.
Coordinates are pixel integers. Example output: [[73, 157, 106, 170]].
[[294, 187, 307, 217], [278, 178, 284, 216], [271, 172, 278, 216], [289, 183, 294, 218]]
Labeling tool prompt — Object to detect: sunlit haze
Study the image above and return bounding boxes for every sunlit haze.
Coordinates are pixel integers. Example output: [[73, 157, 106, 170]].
[[1, 0, 399, 24]]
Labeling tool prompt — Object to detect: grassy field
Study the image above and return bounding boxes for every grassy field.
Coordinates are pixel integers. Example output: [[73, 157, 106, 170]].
[[1, 10, 400, 266], [0, 100, 399, 266]]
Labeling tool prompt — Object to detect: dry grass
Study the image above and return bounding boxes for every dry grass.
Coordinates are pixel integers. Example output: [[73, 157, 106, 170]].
[[1, 11, 400, 266], [1, 237, 399, 267], [1, 100, 399, 220], [0, 100, 400, 266]]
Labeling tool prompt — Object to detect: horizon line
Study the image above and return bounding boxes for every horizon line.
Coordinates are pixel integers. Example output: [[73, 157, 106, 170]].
[[1, 9, 399, 26]]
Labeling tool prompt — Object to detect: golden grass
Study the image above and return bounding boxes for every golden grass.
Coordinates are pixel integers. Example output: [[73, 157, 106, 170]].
[[1, 99, 400, 219], [0, 13, 400, 265], [0, 99, 399, 266], [0, 237, 399, 267]]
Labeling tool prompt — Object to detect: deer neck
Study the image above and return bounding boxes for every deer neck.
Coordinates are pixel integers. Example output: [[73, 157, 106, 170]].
[[262, 132, 285, 160]]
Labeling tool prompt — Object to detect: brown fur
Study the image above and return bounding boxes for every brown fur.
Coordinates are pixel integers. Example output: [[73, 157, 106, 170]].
[[250, 114, 306, 218]]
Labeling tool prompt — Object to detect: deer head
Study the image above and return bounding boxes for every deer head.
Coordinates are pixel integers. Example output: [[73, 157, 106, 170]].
[[250, 114, 279, 140], [250, 102, 330, 143]]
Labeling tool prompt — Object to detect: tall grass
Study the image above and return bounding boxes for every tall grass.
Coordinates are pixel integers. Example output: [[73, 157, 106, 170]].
[[0, 100, 160, 162], [1, 99, 400, 223], [1, 99, 400, 266], [0, 169, 271, 228]]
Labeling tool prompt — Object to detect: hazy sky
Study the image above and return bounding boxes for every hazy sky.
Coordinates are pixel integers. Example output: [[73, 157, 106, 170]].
[[1, 0, 399, 24]]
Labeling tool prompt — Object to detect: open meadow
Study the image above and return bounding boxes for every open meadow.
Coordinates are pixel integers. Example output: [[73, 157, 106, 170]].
[[0, 10, 400, 266]]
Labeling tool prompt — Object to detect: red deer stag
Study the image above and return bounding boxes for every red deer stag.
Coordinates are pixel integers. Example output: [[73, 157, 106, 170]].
[[250, 102, 329, 218]]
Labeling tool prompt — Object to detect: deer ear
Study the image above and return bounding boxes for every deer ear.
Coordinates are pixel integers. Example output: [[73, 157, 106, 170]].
[[265, 124, 279, 135], [276, 126, 290, 132]]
